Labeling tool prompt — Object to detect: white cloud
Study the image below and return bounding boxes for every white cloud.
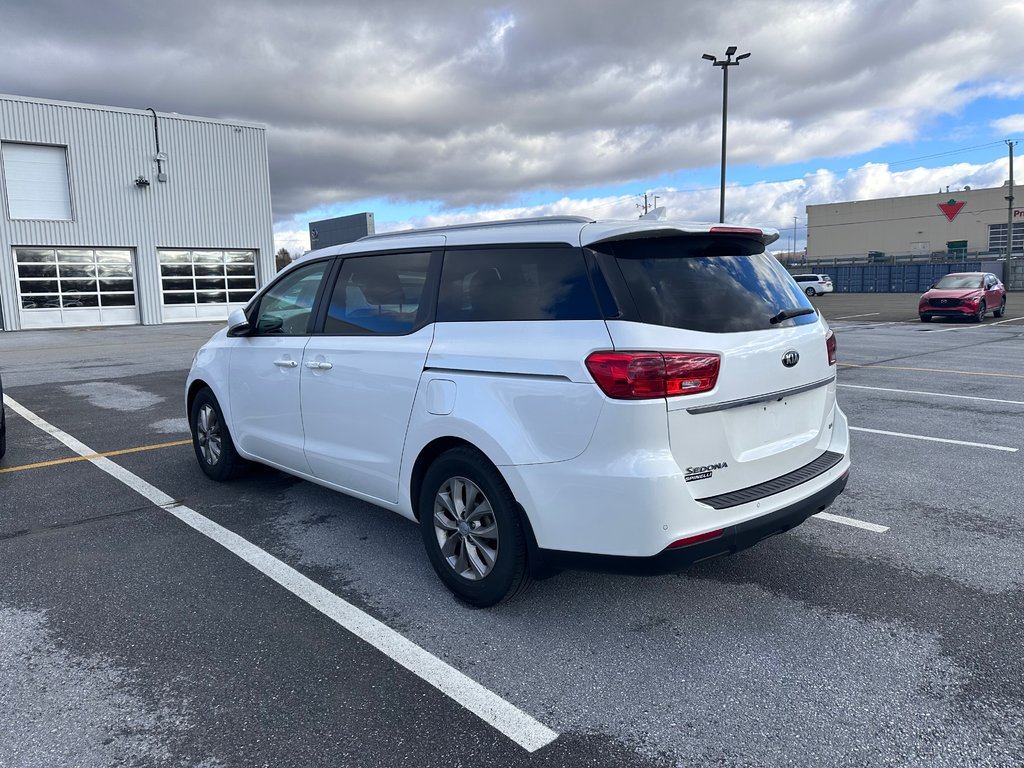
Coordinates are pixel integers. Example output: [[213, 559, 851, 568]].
[[325, 156, 1010, 251], [992, 114, 1024, 136], [6, 0, 1024, 228]]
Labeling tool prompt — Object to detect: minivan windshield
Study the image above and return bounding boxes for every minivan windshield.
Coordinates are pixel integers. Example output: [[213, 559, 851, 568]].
[[593, 235, 817, 333]]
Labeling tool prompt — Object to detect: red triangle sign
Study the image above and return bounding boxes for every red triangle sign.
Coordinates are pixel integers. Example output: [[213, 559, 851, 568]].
[[938, 199, 965, 221]]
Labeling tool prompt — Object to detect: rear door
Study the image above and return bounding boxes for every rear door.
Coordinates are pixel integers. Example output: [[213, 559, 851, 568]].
[[588, 234, 837, 499]]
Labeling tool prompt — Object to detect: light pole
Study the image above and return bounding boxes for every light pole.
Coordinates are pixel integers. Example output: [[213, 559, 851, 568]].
[[1006, 139, 1017, 257], [702, 46, 750, 223]]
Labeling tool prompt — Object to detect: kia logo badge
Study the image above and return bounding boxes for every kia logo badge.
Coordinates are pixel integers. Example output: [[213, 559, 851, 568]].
[[782, 350, 800, 368]]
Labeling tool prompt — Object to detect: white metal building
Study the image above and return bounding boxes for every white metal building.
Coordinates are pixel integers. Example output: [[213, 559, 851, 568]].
[[0, 94, 275, 331], [806, 183, 1022, 262]]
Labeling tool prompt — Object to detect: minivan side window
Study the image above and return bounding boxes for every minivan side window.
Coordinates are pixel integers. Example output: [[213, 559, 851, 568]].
[[437, 246, 600, 322], [251, 260, 330, 335], [323, 251, 432, 335]]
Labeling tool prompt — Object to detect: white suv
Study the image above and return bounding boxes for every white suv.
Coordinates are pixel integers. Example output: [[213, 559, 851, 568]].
[[792, 273, 834, 296], [186, 217, 850, 606]]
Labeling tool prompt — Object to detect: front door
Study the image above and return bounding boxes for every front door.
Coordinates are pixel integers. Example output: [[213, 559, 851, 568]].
[[227, 259, 331, 474], [984, 275, 1002, 311]]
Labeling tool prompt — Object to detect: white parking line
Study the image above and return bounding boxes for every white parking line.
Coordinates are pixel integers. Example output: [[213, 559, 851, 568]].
[[812, 512, 889, 533], [850, 425, 1018, 452], [2, 393, 559, 753], [830, 321, 909, 331], [838, 383, 1024, 407], [925, 315, 1024, 332], [832, 312, 881, 320]]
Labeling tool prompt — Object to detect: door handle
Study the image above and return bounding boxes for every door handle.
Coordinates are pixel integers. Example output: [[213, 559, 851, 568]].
[[304, 361, 333, 370], [273, 359, 299, 368]]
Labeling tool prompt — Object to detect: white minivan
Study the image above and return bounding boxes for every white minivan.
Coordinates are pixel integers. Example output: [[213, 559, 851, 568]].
[[792, 273, 834, 296], [186, 217, 850, 606]]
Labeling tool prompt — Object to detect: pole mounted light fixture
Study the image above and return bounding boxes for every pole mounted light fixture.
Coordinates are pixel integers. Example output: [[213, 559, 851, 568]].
[[703, 47, 750, 223]]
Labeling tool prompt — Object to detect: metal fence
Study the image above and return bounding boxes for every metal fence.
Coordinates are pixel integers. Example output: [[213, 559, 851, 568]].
[[787, 262, 1015, 293], [786, 254, 1024, 292]]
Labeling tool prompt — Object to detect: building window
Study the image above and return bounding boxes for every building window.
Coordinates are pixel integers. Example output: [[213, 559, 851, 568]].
[[158, 249, 257, 306], [988, 223, 1023, 255], [16, 248, 135, 309], [1, 143, 73, 220]]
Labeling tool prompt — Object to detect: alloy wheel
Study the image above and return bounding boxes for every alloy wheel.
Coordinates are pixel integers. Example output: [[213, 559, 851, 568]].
[[433, 476, 499, 581], [196, 404, 223, 466]]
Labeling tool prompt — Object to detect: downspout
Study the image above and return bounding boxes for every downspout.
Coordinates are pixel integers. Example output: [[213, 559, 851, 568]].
[[146, 107, 164, 179]]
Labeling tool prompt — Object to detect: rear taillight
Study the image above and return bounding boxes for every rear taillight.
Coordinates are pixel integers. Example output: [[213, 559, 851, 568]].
[[585, 351, 720, 400], [825, 329, 837, 365]]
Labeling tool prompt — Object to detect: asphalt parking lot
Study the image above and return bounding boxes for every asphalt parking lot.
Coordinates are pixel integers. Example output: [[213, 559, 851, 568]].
[[1, 294, 1022, 767]]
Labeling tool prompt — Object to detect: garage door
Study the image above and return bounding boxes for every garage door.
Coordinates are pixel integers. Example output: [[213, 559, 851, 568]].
[[16, 247, 139, 329], [159, 249, 258, 321]]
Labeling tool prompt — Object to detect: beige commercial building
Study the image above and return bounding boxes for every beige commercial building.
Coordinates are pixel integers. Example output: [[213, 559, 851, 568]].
[[806, 184, 1021, 262]]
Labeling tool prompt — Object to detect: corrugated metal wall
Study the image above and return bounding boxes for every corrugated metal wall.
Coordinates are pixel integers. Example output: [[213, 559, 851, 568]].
[[0, 94, 275, 329]]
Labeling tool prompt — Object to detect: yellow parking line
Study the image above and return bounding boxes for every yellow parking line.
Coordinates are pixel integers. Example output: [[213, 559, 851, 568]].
[[0, 439, 191, 475], [839, 363, 1024, 379]]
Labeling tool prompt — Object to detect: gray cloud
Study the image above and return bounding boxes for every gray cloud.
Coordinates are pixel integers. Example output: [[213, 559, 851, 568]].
[[3, 0, 1022, 223]]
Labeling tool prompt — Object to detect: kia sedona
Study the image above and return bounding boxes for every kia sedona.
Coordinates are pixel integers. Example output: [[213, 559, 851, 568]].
[[919, 272, 1006, 323], [186, 216, 851, 607]]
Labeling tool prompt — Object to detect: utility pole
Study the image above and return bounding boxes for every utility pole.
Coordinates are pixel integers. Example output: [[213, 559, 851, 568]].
[[639, 193, 650, 215], [792, 216, 798, 260], [1007, 140, 1017, 257], [702, 47, 750, 223]]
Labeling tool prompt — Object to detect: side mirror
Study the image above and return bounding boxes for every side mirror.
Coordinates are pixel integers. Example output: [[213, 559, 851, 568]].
[[256, 315, 284, 334], [226, 307, 252, 337]]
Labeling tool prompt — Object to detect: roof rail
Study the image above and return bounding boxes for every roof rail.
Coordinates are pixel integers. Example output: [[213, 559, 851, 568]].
[[357, 215, 596, 241]]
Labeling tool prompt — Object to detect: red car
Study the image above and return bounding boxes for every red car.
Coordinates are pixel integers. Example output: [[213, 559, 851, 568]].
[[919, 272, 1006, 323]]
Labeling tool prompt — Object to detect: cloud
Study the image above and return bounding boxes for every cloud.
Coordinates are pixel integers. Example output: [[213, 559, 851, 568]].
[[313, 157, 1008, 254], [992, 114, 1024, 136], [4, 0, 1024, 231]]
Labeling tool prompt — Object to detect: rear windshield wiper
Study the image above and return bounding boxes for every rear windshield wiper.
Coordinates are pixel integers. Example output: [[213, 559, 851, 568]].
[[769, 307, 816, 325]]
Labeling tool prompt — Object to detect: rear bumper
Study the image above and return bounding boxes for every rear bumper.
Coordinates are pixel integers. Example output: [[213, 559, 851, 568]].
[[536, 468, 848, 576]]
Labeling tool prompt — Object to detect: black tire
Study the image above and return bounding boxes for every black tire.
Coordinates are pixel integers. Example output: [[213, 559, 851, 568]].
[[189, 388, 245, 481], [418, 447, 532, 607], [0, 407, 6, 460], [973, 302, 986, 323], [995, 298, 1006, 318], [919, 314, 930, 323], [805, 287, 816, 297]]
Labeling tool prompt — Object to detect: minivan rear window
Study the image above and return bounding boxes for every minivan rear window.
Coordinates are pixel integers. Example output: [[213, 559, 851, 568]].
[[593, 236, 817, 333]]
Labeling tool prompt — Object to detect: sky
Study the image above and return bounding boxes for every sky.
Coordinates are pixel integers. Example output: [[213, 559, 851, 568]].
[[3, 0, 1024, 255]]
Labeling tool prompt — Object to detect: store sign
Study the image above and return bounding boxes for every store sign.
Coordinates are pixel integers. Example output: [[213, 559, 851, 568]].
[[938, 199, 966, 221]]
